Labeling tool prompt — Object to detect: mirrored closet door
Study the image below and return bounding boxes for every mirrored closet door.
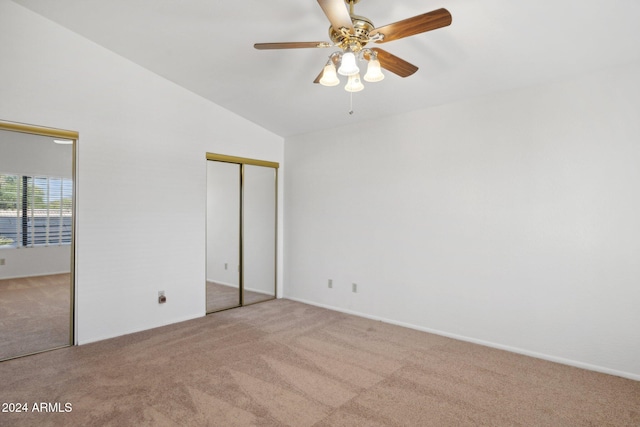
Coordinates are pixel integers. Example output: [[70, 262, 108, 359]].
[[206, 160, 241, 312], [206, 154, 278, 313], [0, 120, 76, 361]]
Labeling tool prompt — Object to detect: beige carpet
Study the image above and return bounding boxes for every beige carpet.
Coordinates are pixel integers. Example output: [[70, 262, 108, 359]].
[[0, 299, 638, 426], [0, 274, 71, 361], [206, 281, 274, 313]]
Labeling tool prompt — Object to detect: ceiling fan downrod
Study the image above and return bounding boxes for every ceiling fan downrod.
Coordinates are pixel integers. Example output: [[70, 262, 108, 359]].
[[347, 0, 359, 15]]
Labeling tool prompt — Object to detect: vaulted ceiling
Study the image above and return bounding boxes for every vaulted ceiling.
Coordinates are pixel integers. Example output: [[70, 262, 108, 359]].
[[11, 0, 640, 137]]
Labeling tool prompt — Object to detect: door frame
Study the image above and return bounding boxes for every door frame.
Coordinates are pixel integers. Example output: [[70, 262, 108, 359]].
[[0, 119, 78, 357]]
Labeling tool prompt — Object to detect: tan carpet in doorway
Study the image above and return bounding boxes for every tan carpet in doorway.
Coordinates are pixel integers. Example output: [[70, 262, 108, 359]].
[[0, 299, 638, 426]]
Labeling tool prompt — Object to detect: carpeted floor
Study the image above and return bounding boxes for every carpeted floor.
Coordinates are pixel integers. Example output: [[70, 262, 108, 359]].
[[0, 274, 71, 361], [206, 281, 274, 313], [0, 299, 638, 426]]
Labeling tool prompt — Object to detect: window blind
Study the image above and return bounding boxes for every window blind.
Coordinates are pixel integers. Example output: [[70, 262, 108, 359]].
[[0, 173, 72, 248]]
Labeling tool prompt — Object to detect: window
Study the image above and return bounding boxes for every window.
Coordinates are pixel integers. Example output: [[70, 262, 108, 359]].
[[0, 173, 72, 248]]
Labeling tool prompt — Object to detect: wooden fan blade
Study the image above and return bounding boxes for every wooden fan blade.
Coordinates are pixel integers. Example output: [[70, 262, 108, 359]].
[[317, 0, 354, 34], [313, 68, 324, 84], [254, 42, 332, 50], [371, 8, 452, 43], [366, 48, 418, 77]]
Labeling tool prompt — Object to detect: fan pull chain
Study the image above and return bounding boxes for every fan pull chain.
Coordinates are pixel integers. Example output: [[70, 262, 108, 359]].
[[349, 91, 354, 115]]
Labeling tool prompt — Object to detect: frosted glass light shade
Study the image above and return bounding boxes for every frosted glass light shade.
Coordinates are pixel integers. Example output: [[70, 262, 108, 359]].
[[344, 73, 364, 92], [319, 62, 340, 86], [338, 51, 359, 76], [364, 59, 384, 82]]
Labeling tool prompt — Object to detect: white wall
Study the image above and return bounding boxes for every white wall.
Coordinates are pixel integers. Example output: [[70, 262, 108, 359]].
[[0, 1, 284, 344], [284, 61, 640, 380]]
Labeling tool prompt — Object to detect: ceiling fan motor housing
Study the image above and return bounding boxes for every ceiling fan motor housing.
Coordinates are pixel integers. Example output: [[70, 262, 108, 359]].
[[329, 14, 374, 52]]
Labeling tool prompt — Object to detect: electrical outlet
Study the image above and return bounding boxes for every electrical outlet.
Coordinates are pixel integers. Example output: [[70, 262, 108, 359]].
[[158, 291, 166, 304], [0, 258, 5, 266], [224, 263, 228, 270], [352, 283, 357, 293], [328, 279, 333, 289]]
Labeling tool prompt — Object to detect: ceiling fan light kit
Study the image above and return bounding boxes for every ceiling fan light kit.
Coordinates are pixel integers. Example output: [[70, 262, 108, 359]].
[[254, 0, 452, 104], [321, 48, 385, 90]]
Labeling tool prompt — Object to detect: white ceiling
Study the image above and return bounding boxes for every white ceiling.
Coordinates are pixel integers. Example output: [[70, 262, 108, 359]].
[[11, 0, 640, 137]]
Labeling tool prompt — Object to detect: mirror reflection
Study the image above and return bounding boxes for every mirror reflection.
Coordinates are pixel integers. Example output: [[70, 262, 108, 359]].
[[206, 161, 240, 312], [0, 127, 74, 360]]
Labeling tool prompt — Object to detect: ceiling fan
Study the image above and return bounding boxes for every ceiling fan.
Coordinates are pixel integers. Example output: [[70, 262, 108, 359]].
[[254, 0, 452, 92]]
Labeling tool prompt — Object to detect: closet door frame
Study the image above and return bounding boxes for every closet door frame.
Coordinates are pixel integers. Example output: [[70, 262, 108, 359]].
[[206, 153, 278, 312]]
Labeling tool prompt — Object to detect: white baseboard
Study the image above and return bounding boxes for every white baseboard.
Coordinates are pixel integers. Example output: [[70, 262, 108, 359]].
[[285, 296, 640, 382], [78, 312, 204, 346], [0, 270, 71, 281]]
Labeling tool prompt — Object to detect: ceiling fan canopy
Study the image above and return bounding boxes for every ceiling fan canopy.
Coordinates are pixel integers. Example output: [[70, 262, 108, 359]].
[[254, 0, 452, 86]]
